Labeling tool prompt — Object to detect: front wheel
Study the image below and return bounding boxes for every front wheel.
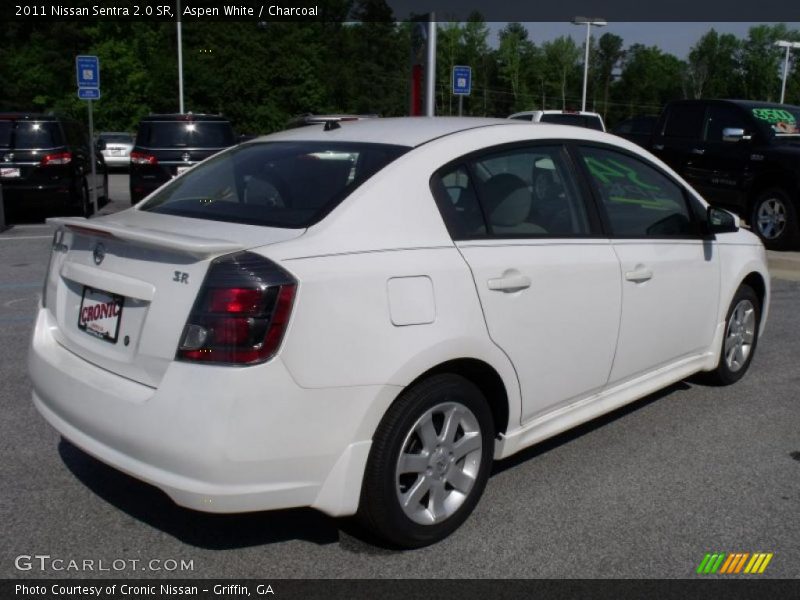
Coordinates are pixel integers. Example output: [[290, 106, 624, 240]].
[[705, 284, 761, 386], [357, 374, 495, 548], [751, 188, 799, 249]]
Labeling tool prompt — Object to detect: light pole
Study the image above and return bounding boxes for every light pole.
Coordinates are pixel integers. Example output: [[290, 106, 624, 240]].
[[775, 40, 800, 104], [177, 0, 184, 113], [572, 17, 606, 112]]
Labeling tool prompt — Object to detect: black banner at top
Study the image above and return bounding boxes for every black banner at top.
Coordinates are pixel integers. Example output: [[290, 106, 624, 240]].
[[1, 0, 800, 22]]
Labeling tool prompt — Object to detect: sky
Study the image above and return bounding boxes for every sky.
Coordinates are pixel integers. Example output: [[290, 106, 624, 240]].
[[487, 22, 800, 58]]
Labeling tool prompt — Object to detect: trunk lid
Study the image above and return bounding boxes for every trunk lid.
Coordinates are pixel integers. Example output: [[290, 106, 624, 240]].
[[43, 210, 304, 387]]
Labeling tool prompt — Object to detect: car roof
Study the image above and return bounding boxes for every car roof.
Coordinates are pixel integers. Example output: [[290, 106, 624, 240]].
[[0, 113, 66, 121], [139, 113, 230, 122], [261, 117, 523, 147]]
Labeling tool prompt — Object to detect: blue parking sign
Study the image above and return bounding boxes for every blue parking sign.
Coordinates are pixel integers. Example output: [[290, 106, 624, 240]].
[[452, 66, 471, 96], [76, 55, 100, 89]]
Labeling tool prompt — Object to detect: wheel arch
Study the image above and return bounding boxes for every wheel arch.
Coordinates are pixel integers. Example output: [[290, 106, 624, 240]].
[[747, 171, 799, 216], [402, 358, 511, 438]]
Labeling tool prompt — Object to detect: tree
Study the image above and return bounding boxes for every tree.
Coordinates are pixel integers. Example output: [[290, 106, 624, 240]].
[[497, 23, 537, 113], [595, 33, 625, 120], [542, 36, 581, 110]]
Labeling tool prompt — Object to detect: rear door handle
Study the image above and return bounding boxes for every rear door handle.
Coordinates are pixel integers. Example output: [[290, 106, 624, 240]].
[[653, 144, 664, 150], [691, 148, 705, 155], [625, 266, 653, 283], [487, 272, 531, 293]]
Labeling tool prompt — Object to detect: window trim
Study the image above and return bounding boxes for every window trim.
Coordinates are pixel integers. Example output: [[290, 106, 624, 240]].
[[429, 140, 606, 241], [569, 142, 709, 240]]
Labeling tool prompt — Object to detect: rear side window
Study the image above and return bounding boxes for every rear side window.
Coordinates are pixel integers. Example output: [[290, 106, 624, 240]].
[[662, 104, 705, 139], [1, 121, 63, 149], [140, 141, 409, 228], [432, 145, 592, 239], [539, 114, 604, 131], [136, 121, 235, 148], [579, 146, 697, 237]]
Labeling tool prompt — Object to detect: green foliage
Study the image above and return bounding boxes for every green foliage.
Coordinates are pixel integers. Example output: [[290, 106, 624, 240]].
[[2, 19, 800, 134]]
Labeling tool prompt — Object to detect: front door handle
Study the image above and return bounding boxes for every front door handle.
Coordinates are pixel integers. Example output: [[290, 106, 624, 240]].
[[691, 147, 706, 155], [487, 272, 531, 293], [625, 265, 653, 283]]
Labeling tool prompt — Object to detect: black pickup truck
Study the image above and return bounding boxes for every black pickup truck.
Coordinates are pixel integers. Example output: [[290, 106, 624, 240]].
[[617, 99, 800, 249]]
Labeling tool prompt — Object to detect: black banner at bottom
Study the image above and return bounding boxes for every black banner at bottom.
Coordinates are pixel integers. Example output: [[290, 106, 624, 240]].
[[4, 579, 800, 600]]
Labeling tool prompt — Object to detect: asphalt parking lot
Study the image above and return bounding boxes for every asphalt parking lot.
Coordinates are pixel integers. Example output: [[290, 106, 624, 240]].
[[0, 175, 798, 579]]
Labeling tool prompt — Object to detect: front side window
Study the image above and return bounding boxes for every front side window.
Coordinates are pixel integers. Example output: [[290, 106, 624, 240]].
[[704, 105, 750, 142], [431, 145, 591, 238], [140, 141, 409, 228], [579, 146, 697, 237]]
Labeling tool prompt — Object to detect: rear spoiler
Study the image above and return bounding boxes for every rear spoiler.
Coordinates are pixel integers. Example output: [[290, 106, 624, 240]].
[[47, 217, 246, 259]]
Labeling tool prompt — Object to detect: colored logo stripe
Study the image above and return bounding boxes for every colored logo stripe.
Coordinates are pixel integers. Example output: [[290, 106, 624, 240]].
[[697, 552, 773, 574]]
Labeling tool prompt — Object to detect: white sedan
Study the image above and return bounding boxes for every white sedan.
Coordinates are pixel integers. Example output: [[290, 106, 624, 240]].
[[29, 118, 769, 548]]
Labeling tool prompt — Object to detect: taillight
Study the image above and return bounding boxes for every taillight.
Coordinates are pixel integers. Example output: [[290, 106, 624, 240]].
[[40, 151, 71, 166], [177, 252, 297, 365], [130, 150, 158, 165]]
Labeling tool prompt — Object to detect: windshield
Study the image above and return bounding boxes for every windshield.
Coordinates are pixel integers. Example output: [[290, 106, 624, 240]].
[[140, 141, 410, 228], [0, 120, 62, 149], [749, 105, 800, 136], [135, 121, 236, 148]]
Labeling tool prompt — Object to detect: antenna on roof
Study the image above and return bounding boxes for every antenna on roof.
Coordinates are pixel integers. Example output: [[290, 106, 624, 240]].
[[323, 120, 341, 131]]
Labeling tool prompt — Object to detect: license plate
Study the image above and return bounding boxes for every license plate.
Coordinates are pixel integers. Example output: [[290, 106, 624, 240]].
[[1, 167, 20, 178], [109, 149, 122, 156], [176, 166, 190, 175], [78, 287, 124, 343]]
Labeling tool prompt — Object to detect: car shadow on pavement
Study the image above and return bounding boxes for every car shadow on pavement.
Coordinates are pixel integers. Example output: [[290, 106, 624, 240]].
[[491, 380, 692, 477], [57, 438, 341, 549]]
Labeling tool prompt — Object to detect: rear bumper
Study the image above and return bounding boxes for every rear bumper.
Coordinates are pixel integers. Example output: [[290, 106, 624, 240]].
[[103, 155, 130, 168], [29, 307, 398, 516], [1, 182, 71, 205]]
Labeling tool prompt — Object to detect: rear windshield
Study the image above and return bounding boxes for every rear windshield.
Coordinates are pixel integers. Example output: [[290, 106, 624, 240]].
[[539, 114, 604, 131], [100, 133, 133, 144], [140, 141, 410, 228], [135, 121, 235, 148], [0, 121, 63, 148]]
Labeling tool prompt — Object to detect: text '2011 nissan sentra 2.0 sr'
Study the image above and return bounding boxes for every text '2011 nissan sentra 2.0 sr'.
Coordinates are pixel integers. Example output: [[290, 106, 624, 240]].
[[29, 117, 769, 548]]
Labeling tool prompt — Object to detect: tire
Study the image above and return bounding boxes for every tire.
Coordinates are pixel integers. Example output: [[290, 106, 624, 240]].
[[357, 374, 495, 548], [750, 188, 799, 249], [704, 284, 761, 386], [79, 181, 91, 218]]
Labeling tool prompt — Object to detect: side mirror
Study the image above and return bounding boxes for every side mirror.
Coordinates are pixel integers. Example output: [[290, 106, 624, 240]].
[[722, 127, 751, 143], [708, 206, 738, 234]]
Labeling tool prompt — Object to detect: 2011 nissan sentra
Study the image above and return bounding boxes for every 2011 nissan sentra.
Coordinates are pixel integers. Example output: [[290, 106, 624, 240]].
[[28, 117, 769, 547]]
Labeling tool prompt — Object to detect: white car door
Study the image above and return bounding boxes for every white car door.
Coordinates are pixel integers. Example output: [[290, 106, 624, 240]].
[[431, 144, 622, 424], [574, 144, 720, 385]]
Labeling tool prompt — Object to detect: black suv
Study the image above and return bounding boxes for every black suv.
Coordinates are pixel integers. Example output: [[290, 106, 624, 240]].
[[129, 114, 236, 204], [0, 113, 107, 217], [649, 99, 800, 248]]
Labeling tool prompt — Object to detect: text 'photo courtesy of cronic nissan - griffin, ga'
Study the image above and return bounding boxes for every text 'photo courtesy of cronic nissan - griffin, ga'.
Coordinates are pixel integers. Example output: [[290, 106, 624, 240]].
[[28, 117, 769, 548]]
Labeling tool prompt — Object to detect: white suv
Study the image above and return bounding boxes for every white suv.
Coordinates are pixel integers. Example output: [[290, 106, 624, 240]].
[[509, 109, 606, 131], [29, 118, 768, 547]]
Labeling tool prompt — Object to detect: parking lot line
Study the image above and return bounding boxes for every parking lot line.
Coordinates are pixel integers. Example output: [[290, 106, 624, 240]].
[[0, 235, 51, 240]]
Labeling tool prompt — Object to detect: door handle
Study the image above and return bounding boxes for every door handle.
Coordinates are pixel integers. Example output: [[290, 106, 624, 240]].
[[487, 272, 531, 293], [653, 144, 664, 150], [625, 266, 653, 283], [691, 148, 705, 155]]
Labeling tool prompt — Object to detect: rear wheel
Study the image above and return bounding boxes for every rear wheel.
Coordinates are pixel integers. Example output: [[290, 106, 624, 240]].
[[751, 188, 799, 249], [357, 374, 494, 548], [705, 284, 760, 385]]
